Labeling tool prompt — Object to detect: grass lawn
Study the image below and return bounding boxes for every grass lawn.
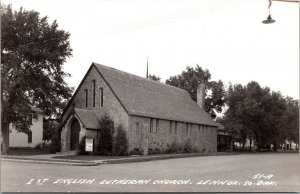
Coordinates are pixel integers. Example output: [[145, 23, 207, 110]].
[[9, 148, 50, 156]]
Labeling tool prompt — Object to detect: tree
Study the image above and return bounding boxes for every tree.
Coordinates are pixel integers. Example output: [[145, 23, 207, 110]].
[[148, 74, 161, 82], [96, 114, 113, 155], [222, 83, 248, 149], [43, 118, 61, 153], [112, 124, 128, 156], [1, 5, 73, 154], [224, 82, 276, 150], [165, 65, 226, 118], [43, 118, 59, 141], [284, 97, 299, 145], [223, 81, 298, 151]]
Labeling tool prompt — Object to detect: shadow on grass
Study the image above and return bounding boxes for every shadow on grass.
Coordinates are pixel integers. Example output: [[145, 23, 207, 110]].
[[9, 147, 50, 156], [52, 155, 129, 161]]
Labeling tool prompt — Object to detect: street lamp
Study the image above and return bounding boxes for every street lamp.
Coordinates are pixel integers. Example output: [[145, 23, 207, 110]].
[[262, 14, 276, 24], [262, 0, 276, 24]]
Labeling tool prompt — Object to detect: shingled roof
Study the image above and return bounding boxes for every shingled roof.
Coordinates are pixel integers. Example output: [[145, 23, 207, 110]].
[[94, 63, 217, 126], [74, 108, 101, 129]]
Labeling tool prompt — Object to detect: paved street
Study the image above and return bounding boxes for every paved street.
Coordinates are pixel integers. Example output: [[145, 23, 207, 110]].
[[1, 153, 299, 192]]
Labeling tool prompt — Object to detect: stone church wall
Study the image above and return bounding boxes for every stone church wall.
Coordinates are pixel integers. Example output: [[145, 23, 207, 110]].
[[60, 66, 129, 152], [129, 115, 217, 154]]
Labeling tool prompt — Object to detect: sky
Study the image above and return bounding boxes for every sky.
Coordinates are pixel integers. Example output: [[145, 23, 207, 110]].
[[3, 0, 299, 99]]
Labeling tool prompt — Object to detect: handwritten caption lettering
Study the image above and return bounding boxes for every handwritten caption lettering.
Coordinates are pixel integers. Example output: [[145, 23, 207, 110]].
[[25, 174, 276, 187]]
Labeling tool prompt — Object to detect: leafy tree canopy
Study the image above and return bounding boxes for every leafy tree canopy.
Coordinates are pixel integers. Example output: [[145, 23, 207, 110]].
[[1, 5, 73, 154], [148, 74, 161, 82], [165, 65, 226, 118], [223, 81, 299, 150]]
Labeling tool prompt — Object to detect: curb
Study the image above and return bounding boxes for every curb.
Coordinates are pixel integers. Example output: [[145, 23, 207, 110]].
[[1, 157, 100, 166], [1, 152, 238, 166], [102, 152, 239, 164]]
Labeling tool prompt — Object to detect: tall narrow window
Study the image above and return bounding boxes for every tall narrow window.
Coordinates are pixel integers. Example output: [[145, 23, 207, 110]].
[[169, 121, 172, 134], [150, 118, 153, 133], [100, 87, 103, 107], [28, 130, 32, 143], [92, 80, 96, 107], [136, 122, 139, 135], [175, 121, 178, 134], [186, 123, 188, 136], [85, 89, 88, 108], [156, 119, 159, 134]]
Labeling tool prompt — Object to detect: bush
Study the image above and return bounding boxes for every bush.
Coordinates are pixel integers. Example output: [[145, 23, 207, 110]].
[[148, 148, 162, 155], [35, 143, 42, 149], [44, 119, 61, 154], [112, 125, 128, 156], [96, 114, 114, 155], [184, 138, 198, 153], [129, 148, 143, 155], [49, 133, 61, 154], [166, 138, 183, 153], [166, 138, 199, 153]]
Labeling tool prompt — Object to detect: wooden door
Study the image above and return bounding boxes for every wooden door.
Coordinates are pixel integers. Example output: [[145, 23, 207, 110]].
[[70, 119, 80, 150]]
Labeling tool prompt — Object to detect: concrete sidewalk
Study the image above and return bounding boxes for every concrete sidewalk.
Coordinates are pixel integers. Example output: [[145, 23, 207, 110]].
[[1, 153, 100, 166], [1, 152, 238, 166], [101, 152, 238, 164]]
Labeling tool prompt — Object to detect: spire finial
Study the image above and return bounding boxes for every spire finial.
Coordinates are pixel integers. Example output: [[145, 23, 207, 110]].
[[146, 56, 149, 79]]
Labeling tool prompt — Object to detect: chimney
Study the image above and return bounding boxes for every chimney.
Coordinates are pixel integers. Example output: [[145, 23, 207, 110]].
[[197, 83, 205, 109]]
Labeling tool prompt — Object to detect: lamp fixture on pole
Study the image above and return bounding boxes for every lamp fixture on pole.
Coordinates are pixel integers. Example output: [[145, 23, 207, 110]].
[[262, 0, 275, 24]]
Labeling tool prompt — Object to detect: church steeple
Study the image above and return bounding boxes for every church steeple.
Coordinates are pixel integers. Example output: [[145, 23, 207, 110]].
[[146, 56, 149, 79]]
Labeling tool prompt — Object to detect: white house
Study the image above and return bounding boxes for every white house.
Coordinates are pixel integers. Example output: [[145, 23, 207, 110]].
[[9, 107, 44, 148], [282, 140, 298, 151]]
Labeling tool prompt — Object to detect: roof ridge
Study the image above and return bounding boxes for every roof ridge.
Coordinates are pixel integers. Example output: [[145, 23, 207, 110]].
[[93, 62, 188, 93], [92, 62, 216, 126]]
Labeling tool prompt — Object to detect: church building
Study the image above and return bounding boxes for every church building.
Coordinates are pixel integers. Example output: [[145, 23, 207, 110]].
[[60, 63, 218, 154]]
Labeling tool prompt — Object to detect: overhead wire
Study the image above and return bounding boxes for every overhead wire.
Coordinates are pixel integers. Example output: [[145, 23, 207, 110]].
[[103, 0, 261, 35]]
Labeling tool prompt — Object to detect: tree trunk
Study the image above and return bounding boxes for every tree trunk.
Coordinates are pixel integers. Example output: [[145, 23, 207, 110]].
[[254, 132, 259, 152], [1, 122, 10, 155], [273, 143, 278, 152], [230, 137, 233, 152], [249, 138, 252, 152], [242, 139, 245, 151]]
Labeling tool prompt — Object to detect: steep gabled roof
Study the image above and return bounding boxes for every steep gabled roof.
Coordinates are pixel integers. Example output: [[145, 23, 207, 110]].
[[74, 108, 100, 129], [94, 63, 217, 126]]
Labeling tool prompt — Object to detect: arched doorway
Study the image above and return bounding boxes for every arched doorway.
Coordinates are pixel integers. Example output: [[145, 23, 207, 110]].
[[70, 118, 80, 150]]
